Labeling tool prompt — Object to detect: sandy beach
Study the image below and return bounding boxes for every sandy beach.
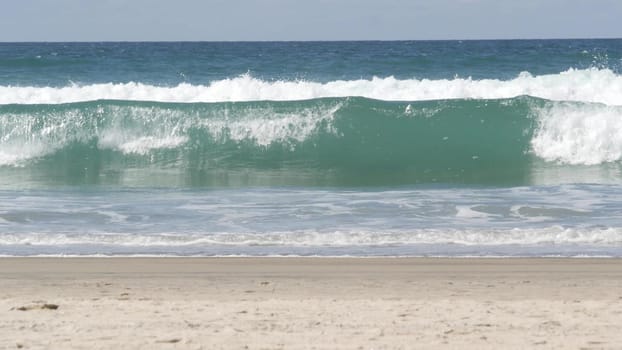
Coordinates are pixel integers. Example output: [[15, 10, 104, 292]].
[[1, 258, 622, 349]]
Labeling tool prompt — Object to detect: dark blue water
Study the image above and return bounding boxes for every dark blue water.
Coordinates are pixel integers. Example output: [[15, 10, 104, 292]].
[[1, 40, 621, 86]]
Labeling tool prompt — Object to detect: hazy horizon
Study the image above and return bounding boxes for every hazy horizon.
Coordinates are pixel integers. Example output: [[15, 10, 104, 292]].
[[1, 37, 621, 44], [1, 0, 621, 42]]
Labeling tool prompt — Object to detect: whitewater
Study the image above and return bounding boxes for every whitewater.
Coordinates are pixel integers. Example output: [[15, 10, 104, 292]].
[[1, 68, 621, 105], [2, 40, 622, 256]]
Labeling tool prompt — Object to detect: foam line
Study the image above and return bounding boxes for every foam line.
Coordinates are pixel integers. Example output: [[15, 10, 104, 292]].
[[1, 226, 621, 247], [1, 68, 621, 105]]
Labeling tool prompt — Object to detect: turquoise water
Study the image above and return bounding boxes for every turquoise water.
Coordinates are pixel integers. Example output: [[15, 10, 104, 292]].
[[1, 40, 622, 256]]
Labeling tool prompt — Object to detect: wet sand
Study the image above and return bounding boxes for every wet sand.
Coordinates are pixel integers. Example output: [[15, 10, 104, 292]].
[[1, 257, 622, 349]]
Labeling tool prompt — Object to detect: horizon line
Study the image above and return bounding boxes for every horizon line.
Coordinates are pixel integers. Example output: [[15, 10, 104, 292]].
[[0, 37, 621, 44]]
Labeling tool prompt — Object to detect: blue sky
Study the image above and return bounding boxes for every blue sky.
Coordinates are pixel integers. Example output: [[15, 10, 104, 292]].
[[1, 0, 621, 41]]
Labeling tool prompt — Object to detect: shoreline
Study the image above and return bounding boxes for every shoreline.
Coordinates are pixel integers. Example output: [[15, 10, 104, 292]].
[[2, 254, 621, 258], [2, 257, 622, 349], [4, 256, 622, 273]]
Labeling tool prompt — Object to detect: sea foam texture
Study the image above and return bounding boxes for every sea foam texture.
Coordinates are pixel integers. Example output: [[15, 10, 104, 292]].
[[532, 103, 622, 165], [0, 102, 342, 166], [3, 68, 622, 168], [2, 226, 622, 248], [1, 68, 621, 105]]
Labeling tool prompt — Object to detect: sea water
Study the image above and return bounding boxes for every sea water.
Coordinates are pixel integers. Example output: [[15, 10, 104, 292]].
[[1, 40, 622, 256]]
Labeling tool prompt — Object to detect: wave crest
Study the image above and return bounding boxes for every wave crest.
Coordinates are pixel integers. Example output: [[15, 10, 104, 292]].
[[532, 102, 622, 165], [1, 68, 621, 105]]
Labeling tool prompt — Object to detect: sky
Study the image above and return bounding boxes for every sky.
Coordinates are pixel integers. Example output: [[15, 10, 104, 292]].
[[1, 0, 621, 41]]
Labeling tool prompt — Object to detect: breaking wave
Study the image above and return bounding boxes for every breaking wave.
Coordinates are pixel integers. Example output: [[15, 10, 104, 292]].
[[0, 68, 621, 105], [0, 96, 622, 187]]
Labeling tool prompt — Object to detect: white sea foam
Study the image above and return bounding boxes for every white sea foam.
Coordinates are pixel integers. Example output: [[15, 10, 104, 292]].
[[200, 104, 340, 147], [0, 102, 340, 166], [531, 103, 622, 165], [455, 205, 492, 219], [1, 68, 621, 105], [2, 226, 622, 247], [99, 135, 189, 155], [4, 69, 622, 167], [0, 144, 47, 167]]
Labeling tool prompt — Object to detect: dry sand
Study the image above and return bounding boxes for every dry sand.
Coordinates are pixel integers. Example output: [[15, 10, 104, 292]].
[[1, 257, 622, 349]]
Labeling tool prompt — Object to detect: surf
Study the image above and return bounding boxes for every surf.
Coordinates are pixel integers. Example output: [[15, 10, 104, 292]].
[[0, 68, 621, 105], [1, 96, 621, 187]]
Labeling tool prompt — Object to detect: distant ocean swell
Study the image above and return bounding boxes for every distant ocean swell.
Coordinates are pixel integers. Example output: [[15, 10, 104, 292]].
[[2, 68, 622, 187]]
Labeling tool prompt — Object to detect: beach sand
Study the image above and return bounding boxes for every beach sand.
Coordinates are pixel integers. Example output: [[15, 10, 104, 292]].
[[1, 258, 622, 349]]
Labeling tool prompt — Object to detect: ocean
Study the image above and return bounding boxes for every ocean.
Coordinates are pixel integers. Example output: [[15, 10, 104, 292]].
[[1, 40, 622, 256]]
